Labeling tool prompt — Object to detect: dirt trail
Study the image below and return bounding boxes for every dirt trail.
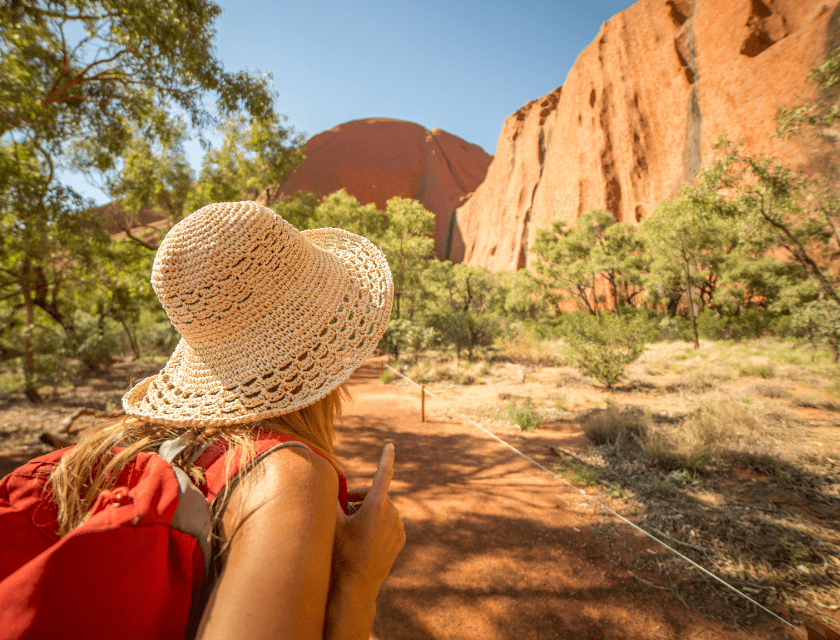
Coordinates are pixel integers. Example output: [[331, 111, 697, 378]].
[[338, 360, 798, 640]]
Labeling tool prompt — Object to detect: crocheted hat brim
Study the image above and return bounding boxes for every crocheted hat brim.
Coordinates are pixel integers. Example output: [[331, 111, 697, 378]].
[[122, 226, 393, 427]]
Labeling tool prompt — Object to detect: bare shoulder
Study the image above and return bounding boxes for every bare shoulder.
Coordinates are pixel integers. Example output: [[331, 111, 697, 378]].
[[224, 444, 340, 535]]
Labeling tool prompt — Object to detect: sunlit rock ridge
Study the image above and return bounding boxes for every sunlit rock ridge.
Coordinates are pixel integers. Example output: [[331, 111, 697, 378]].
[[278, 118, 493, 260], [453, 0, 838, 271]]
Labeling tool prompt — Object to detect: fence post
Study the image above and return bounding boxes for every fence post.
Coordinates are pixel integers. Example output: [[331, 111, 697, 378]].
[[421, 384, 425, 423]]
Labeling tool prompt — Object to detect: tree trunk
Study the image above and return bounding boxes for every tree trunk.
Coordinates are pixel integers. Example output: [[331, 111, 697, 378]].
[[610, 272, 620, 317], [684, 259, 699, 349], [120, 319, 141, 359], [592, 275, 601, 324], [19, 260, 43, 403]]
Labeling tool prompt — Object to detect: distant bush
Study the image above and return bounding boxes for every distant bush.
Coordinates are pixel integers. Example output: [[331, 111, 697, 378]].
[[136, 310, 180, 357], [506, 396, 541, 431], [562, 314, 647, 389], [427, 308, 498, 362], [70, 310, 122, 371], [697, 309, 727, 341], [657, 315, 693, 342], [697, 308, 772, 341], [580, 405, 648, 446], [497, 324, 562, 381], [790, 300, 840, 363], [381, 318, 438, 362]]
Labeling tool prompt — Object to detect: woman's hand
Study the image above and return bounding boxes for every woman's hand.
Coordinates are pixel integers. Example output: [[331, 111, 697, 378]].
[[324, 444, 405, 640]]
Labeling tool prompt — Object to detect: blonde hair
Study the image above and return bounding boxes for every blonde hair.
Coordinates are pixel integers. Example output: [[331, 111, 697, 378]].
[[47, 384, 349, 537]]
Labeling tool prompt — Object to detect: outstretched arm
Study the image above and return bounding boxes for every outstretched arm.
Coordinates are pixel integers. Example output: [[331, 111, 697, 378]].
[[196, 446, 339, 640]]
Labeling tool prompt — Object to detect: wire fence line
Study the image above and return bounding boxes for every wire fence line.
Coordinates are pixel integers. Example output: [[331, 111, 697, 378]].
[[382, 362, 805, 636]]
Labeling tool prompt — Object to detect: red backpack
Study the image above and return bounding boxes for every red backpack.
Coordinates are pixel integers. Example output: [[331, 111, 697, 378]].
[[0, 430, 349, 640]]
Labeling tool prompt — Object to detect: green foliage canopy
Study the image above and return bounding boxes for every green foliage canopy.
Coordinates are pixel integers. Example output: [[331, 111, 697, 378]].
[[191, 113, 305, 208], [531, 209, 645, 318], [0, 0, 284, 398]]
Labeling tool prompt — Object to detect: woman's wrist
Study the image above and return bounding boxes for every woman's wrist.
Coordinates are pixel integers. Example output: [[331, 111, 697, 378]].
[[323, 577, 378, 640]]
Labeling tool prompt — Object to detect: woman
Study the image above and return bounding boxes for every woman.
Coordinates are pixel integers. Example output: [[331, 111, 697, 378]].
[[48, 201, 405, 639]]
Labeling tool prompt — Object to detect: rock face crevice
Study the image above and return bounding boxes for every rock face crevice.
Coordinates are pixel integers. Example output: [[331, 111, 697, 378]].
[[741, 0, 789, 57], [682, 0, 703, 183], [599, 90, 623, 220], [277, 118, 492, 261], [454, 0, 834, 271]]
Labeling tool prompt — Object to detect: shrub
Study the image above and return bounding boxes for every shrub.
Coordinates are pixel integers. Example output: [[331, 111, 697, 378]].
[[497, 325, 561, 381], [136, 310, 180, 357], [644, 398, 759, 471], [727, 309, 769, 340], [790, 300, 840, 362], [580, 405, 648, 446], [697, 309, 727, 340], [427, 309, 498, 362], [657, 315, 693, 342], [506, 397, 541, 431], [380, 318, 438, 362], [70, 310, 122, 371], [562, 314, 648, 389]]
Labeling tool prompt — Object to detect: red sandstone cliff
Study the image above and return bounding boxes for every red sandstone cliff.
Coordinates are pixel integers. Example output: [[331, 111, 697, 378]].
[[453, 0, 838, 271], [277, 118, 493, 260]]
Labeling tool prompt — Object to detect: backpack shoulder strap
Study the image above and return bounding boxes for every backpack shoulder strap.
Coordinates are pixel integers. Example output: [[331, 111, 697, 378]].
[[194, 431, 349, 513]]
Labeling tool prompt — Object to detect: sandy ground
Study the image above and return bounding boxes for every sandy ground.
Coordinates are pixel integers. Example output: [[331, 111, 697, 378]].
[[1, 356, 832, 639], [336, 360, 803, 640]]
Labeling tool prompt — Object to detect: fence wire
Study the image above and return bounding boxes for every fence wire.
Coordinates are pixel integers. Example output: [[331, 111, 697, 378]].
[[382, 361, 805, 637]]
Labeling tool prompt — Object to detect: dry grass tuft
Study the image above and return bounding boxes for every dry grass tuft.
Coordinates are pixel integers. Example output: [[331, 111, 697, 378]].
[[496, 330, 564, 382], [749, 383, 789, 399], [580, 405, 648, 446], [672, 365, 733, 390], [643, 395, 762, 472], [792, 394, 840, 412], [398, 355, 492, 386]]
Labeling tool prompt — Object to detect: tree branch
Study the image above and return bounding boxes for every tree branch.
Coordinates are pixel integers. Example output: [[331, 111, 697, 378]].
[[24, 5, 120, 20], [42, 48, 136, 105], [121, 224, 160, 251]]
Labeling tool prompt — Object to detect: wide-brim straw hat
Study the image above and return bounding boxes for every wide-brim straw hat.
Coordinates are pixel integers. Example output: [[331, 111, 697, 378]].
[[122, 201, 393, 427]]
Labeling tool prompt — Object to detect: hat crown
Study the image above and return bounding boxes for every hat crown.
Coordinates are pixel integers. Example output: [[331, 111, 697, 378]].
[[123, 200, 394, 427], [151, 201, 297, 339]]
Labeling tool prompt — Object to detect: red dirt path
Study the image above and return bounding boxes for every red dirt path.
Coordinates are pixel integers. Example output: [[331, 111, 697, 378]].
[[337, 360, 799, 640]]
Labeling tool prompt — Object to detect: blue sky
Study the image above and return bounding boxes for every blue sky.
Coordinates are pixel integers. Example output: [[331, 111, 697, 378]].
[[69, 0, 637, 204]]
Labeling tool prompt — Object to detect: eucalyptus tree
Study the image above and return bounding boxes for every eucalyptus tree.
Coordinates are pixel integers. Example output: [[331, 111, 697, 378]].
[[378, 197, 435, 320], [312, 190, 387, 243], [1, 0, 282, 400], [698, 139, 840, 352], [426, 262, 502, 361], [640, 192, 733, 348], [531, 210, 612, 318], [102, 112, 305, 251], [592, 219, 647, 314], [776, 46, 840, 138], [531, 208, 646, 318], [190, 113, 305, 211], [701, 139, 839, 308]]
